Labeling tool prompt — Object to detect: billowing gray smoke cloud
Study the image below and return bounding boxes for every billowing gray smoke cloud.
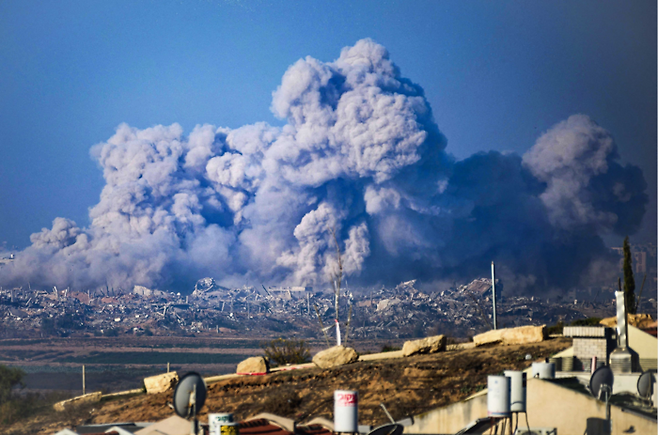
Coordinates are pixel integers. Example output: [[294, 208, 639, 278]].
[[0, 39, 647, 293]]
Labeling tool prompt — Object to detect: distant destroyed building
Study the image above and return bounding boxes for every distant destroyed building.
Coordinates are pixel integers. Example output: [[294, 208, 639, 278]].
[[458, 277, 502, 299], [265, 286, 312, 298], [132, 285, 166, 297], [193, 277, 219, 294], [192, 278, 231, 297], [3, 267, 655, 340]]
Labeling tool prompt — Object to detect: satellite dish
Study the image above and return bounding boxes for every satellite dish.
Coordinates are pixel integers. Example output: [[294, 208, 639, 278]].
[[589, 366, 614, 401], [173, 372, 207, 419], [366, 424, 403, 435], [637, 371, 655, 399]]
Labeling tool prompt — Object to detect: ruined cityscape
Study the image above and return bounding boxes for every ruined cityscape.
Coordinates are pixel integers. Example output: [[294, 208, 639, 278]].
[[1, 244, 655, 341], [0, 4, 656, 433]]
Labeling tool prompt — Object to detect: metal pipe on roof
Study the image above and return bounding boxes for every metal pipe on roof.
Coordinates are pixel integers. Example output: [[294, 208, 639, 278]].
[[615, 290, 628, 348]]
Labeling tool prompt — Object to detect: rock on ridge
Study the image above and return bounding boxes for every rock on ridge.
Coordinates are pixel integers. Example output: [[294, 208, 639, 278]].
[[473, 325, 546, 346], [143, 371, 179, 394], [237, 356, 270, 374], [312, 345, 359, 369], [53, 391, 102, 412], [402, 335, 447, 357]]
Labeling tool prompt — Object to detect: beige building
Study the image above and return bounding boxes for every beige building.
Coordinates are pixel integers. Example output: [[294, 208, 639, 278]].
[[406, 325, 657, 434], [405, 376, 656, 435]]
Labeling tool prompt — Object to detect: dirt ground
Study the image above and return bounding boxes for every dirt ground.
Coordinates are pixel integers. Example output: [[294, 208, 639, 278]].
[[1, 338, 571, 435]]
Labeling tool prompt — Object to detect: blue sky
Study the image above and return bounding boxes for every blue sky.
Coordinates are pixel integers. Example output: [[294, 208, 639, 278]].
[[1, 0, 655, 250]]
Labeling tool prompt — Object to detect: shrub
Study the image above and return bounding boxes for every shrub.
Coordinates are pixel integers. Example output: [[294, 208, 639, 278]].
[[546, 321, 564, 335], [261, 338, 311, 367], [0, 366, 24, 405], [570, 317, 602, 327], [0, 366, 73, 427], [0, 365, 25, 425], [381, 344, 401, 353]]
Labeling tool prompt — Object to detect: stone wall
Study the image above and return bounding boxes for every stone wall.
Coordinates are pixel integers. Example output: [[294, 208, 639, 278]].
[[563, 326, 614, 371]]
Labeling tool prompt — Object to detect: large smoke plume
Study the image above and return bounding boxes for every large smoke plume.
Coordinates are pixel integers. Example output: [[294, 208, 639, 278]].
[[0, 39, 647, 293]]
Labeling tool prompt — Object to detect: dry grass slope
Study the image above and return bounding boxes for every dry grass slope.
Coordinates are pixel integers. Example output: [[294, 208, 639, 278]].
[[1, 338, 571, 435]]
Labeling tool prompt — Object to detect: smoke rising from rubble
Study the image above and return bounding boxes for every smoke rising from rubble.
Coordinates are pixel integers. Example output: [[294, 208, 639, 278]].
[[0, 39, 647, 293]]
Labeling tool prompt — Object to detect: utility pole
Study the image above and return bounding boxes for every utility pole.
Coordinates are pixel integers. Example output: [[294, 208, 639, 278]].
[[330, 228, 343, 346], [491, 261, 498, 330]]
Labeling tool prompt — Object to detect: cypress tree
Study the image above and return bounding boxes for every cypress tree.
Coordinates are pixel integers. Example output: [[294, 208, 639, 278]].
[[622, 236, 636, 314]]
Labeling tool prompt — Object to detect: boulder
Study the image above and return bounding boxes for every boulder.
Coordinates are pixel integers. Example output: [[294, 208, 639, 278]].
[[600, 313, 654, 329], [473, 325, 546, 346], [501, 325, 546, 344], [312, 345, 359, 369], [237, 356, 269, 374], [402, 335, 446, 357], [474, 328, 505, 346], [53, 391, 102, 412], [143, 371, 179, 394]]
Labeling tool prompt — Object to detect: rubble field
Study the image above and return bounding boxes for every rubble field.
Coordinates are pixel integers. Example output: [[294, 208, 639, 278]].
[[1, 337, 571, 435], [3, 277, 641, 342]]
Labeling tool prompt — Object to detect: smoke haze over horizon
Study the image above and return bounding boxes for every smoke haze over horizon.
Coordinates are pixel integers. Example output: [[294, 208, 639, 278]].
[[0, 39, 648, 294]]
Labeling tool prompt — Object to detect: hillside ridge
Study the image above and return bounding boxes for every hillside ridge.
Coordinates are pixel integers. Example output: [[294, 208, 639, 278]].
[[1, 338, 571, 435]]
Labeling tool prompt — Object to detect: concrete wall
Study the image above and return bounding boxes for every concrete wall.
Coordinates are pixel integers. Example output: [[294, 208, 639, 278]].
[[629, 325, 657, 371], [404, 378, 656, 435], [404, 392, 488, 435], [526, 378, 655, 435]]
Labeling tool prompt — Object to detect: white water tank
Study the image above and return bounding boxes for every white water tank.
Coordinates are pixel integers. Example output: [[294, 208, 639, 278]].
[[532, 362, 555, 379], [487, 375, 510, 417], [504, 370, 526, 413], [334, 390, 358, 432]]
